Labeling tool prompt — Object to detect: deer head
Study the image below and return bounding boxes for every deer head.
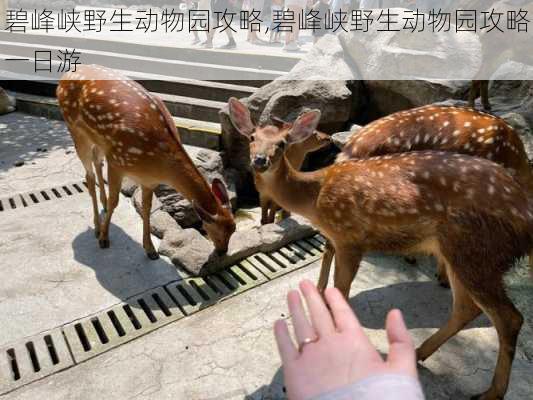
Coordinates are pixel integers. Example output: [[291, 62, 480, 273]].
[[228, 97, 322, 173], [193, 178, 235, 254]]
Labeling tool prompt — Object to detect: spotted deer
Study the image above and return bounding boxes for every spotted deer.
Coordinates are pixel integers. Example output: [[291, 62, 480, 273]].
[[57, 65, 235, 258], [238, 114, 331, 225], [320, 104, 533, 289], [230, 98, 532, 400]]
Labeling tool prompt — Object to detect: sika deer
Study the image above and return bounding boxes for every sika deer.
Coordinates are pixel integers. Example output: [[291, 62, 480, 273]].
[[324, 104, 533, 289], [231, 100, 531, 400], [57, 65, 235, 258], [228, 104, 330, 225]]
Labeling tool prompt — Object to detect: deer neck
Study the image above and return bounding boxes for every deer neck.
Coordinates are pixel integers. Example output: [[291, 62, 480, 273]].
[[256, 154, 324, 221], [168, 150, 220, 215]]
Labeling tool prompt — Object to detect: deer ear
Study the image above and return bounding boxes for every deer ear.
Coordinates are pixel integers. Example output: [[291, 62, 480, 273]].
[[193, 201, 216, 224], [287, 110, 321, 144], [228, 97, 255, 138], [211, 178, 230, 207]]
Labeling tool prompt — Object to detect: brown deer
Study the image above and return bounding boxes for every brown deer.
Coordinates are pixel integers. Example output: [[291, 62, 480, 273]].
[[230, 98, 531, 400], [324, 104, 533, 289], [57, 65, 235, 258], [246, 115, 331, 225]]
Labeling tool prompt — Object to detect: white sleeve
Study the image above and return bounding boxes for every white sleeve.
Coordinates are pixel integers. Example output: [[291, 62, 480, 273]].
[[310, 374, 425, 400]]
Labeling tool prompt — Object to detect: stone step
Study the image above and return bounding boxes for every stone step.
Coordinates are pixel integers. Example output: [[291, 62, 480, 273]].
[[0, 31, 299, 72], [12, 92, 223, 150], [0, 40, 286, 81], [0, 74, 256, 103]]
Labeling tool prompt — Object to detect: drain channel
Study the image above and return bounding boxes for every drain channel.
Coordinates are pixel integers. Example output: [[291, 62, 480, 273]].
[[0, 329, 74, 394], [0, 182, 87, 213], [0, 234, 324, 393], [63, 287, 184, 363]]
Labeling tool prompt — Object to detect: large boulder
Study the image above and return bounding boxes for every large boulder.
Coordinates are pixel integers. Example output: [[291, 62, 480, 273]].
[[338, 8, 479, 118], [219, 34, 362, 188], [0, 87, 15, 115]]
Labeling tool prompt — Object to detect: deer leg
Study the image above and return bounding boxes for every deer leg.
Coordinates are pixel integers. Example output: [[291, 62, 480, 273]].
[[98, 166, 122, 249], [481, 81, 491, 111], [469, 80, 481, 109], [260, 195, 271, 225], [94, 158, 107, 212], [417, 264, 481, 361], [333, 245, 363, 299], [317, 239, 334, 294], [468, 285, 523, 400], [85, 172, 101, 238], [141, 186, 159, 260], [436, 261, 450, 288]]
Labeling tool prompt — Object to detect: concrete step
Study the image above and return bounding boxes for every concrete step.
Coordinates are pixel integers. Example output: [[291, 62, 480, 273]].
[[1, 75, 256, 103], [12, 92, 222, 150], [9, 77, 226, 121], [0, 40, 286, 81], [0, 31, 299, 72]]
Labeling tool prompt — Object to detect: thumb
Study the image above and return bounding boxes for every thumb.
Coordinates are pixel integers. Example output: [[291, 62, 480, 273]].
[[385, 309, 418, 377]]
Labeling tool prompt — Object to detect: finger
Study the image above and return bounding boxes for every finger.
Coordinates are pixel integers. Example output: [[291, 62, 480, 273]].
[[299, 280, 335, 335], [274, 319, 299, 364], [385, 309, 418, 377], [324, 287, 364, 335], [287, 290, 317, 345]]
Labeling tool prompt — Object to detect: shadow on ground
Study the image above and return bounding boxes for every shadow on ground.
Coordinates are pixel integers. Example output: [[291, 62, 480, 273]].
[[0, 112, 72, 173], [72, 224, 183, 311]]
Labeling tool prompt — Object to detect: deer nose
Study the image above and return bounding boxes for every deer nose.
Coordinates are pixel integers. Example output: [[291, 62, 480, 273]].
[[253, 155, 269, 170]]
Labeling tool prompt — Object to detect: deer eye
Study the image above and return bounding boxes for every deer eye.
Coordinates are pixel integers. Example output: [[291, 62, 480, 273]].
[[278, 141, 287, 150]]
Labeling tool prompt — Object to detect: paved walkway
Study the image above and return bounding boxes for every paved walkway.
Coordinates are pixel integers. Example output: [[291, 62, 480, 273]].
[[0, 112, 532, 399]]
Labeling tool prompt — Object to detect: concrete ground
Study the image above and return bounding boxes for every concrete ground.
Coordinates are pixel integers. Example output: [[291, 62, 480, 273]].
[[2, 259, 533, 400], [1, 112, 532, 399]]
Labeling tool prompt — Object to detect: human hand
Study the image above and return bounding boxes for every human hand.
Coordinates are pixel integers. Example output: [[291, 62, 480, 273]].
[[274, 280, 418, 400]]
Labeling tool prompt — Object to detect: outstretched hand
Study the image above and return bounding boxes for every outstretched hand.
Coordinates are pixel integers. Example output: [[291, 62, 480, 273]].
[[274, 280, 418, 400]]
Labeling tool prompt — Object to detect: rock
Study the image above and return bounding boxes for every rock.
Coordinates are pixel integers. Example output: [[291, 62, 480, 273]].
[[159, 229, 215, 273], [501, 112, 533, 159], [339, 9, 481, 81], [159, 214, 317, 276], [120, 177, 138, 197], [331, 125, 362, 150], [338, 9, 479, 118], [0, 87, 15, 115], [219, 34, 362, 188], [132, 188, 181, 239]]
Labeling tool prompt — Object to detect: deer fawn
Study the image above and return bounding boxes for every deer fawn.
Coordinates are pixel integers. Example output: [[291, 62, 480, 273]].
[[230, 98, 531, 400], [241, 114, 331, 225], [319, 104, 533, 289], [57, 65, 235, 258]]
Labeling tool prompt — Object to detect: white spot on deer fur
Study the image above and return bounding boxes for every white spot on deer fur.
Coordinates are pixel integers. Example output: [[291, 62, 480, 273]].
[[443, 121, 450, 127], [464, 122, 472, 128], [128, 147, 143, 155], [488, 185, 495, 195], [334, 210, 342, 219], [423, 171, 430, 179], [150, 103, 157, 110]]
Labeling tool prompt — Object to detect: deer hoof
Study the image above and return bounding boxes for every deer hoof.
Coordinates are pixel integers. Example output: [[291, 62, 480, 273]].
[[437, 274, 450, 289], [404, 256, 417, 265], [99, 239, 110, 249], [146, 251, 160, 260]]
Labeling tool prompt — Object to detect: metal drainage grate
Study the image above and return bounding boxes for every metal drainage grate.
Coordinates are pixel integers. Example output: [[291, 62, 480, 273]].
[[0, 329, 74, 394], [0, 234, 325, 390], [246, 236, 326, 280], [63, 287, 185, 363], [0, 181, 87, 213]]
